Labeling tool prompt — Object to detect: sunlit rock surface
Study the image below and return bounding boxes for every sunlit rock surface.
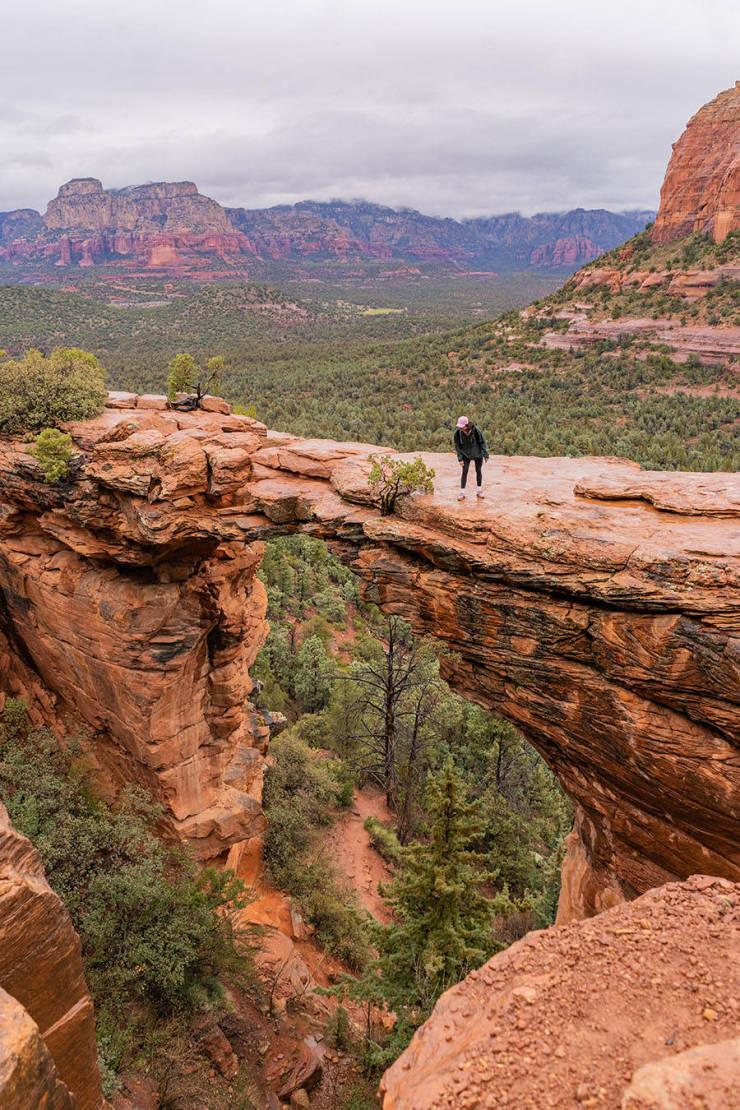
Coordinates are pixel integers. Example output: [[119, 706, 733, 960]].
[[651, 82, 740, 244]]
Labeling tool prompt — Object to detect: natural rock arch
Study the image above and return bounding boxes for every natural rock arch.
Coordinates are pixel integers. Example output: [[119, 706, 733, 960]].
[[1, 398, 738, 919]]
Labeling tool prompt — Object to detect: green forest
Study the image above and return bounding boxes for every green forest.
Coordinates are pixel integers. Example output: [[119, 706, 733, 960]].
[[255, 536, 571, 1065], [2, 226, 737, 472]]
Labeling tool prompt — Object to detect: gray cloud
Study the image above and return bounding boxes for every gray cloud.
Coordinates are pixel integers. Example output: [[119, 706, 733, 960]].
[[0, 0, 737, 216]]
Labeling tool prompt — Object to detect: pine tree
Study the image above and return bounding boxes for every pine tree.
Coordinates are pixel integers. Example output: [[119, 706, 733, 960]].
[[341, 759, 496, 1063], [294, 634, 333, 712]]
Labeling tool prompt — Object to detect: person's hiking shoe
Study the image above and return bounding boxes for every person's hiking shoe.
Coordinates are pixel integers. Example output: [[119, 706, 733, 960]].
[[457, 492, 466, 501], [476, 489, 484, 499]]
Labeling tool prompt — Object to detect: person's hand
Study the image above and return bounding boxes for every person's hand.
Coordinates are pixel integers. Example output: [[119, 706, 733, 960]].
[[459, 460, 464, 466]]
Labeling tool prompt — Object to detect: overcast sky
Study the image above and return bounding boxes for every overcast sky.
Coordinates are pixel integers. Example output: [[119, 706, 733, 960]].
[[1, 0, 737, 219]]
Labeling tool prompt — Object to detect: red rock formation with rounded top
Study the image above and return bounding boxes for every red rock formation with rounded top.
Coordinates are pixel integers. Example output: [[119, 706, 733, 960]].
[[0, 804, 102, 1109], [652, 82, 740, 244], [379, 875, 740, 1110], [1, 398, 738, 912]]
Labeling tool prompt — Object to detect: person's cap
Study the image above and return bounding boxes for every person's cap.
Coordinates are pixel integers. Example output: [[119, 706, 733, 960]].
[[456, 416, 470, 428]]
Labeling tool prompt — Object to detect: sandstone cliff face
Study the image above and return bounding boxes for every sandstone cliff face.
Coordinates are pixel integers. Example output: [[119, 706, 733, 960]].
[[45, 177, 234, 236], [0, 178, 249, 271], [0, 989, 75, 1110], [0, 406, 271, 860], [379, 875, 740, 1110], [652, 82, 740, 244], [1, 399, 738, 915], [0, 804, 102, 1109], [528, 234, 603, 267]]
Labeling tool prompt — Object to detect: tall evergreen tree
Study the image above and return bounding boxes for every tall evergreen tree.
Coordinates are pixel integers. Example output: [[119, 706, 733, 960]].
[[341, 759, 496, 1063]]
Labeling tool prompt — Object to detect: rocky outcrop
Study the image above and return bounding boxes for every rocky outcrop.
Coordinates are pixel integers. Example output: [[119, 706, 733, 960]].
[[0, 405, 271, 860], [541, 307, 740, 366], [1, 178, 249, 272], [1, 399, 738, 914], [379, 875, 740, 1109], [652, 82, 740, 244], [45, 178, 233, 236], [570, 260, 740, 300], [529, 234, 603, 267], [0, 989, 75, 1110], [0, 804, 102, 1109]]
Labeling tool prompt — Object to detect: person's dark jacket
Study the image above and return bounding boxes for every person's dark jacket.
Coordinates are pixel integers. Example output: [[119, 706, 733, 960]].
[[454, 424, 489, 463]]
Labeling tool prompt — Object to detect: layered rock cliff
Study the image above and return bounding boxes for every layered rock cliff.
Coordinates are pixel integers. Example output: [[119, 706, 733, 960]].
[[0, 180, 652, 277], [1, 397, 738, 914], [652, 82, 740, 244], [0, 804, 102, 1109]]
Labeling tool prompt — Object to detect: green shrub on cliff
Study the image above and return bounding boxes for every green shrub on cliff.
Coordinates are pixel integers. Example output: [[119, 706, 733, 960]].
[[166, 351, 225, 405], [29, 428, 76, 483], [368, 453, 435, 515], [0, 347, 106, 434], [0, 700, 254, 1076]]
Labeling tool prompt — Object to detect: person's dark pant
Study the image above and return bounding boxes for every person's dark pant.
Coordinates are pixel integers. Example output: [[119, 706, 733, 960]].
[[460, 458, 483, 489]]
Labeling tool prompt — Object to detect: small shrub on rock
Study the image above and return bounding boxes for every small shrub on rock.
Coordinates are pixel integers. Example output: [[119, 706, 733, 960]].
[[167, 352, 225, 406], [0, 347, 106, 434], [364, 816, 401, 864], [368, 454, 435, 515], [29, 428, 76, 483]]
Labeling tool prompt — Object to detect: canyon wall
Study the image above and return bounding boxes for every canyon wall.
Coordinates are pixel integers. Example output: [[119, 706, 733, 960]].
[[0, 804, 102, 1109], [1, 398, 738, 916], [0, 404, 271, 861], [652, 82, 740, 244]]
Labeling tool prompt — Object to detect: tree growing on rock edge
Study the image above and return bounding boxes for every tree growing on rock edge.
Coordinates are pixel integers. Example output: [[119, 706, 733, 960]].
[[0, 347, 106, 434], [166, 353, 226, 407], [367, 454, 435, 515]]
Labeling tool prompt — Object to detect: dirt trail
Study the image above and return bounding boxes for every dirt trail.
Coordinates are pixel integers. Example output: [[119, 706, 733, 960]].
[[325, 786, 395, 924]]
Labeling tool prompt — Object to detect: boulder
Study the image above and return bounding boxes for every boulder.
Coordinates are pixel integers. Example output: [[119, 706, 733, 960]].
[[0, 988, 74, 1110], [200, 1024, 238, 1079], [622, 1038, 740, 1109], [0, 806, 102, 1109]]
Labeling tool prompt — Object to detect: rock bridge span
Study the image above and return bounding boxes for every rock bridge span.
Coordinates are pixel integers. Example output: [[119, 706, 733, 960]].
[[0, 396, 738, 918]]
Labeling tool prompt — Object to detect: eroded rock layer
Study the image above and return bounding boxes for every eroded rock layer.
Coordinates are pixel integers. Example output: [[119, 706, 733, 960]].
[[379, 875, 740, 1110], [1, 398, 738, 916], [0, 804, 102, 1109], [652, 82, 740, 244], [0, 988, 75, 1110]]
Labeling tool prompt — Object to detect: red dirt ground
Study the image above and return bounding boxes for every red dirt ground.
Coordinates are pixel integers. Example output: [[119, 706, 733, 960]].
[[324, 786, 395, 924]]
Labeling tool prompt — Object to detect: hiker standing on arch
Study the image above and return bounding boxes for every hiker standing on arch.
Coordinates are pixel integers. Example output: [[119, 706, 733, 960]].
[[454, 416, 489, 501]]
